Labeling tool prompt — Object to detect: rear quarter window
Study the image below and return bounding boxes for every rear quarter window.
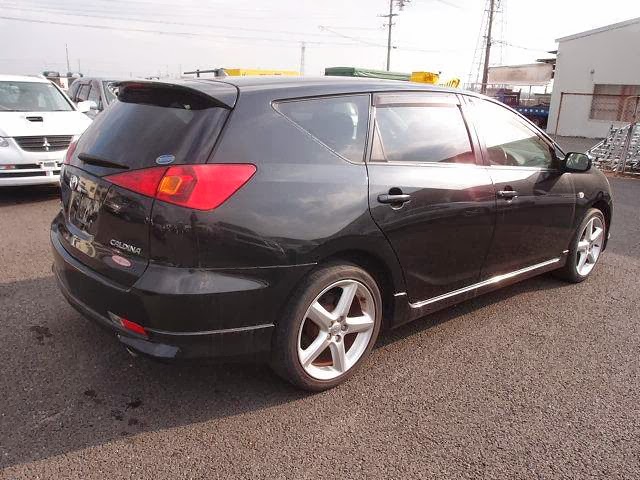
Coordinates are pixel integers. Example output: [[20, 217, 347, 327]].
[[274, 95, 370, 163]]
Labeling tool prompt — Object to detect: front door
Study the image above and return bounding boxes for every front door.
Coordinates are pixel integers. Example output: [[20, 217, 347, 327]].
[[367, 92, 496, 305], [466, 97, 576, 278]]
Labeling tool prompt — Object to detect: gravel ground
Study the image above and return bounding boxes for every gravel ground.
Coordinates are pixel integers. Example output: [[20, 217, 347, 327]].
[[0, 178, 639, 479]]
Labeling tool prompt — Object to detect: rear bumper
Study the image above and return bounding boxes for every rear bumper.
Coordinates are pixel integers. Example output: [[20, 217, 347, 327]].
[[51, 227, 314, 361]]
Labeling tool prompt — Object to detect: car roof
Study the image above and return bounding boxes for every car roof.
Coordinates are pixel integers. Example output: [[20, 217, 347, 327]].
[[118, 76, 478, 110], [0, 74, 50, 83], [212, 75, 462, 96], [77, 77, 130, 82]]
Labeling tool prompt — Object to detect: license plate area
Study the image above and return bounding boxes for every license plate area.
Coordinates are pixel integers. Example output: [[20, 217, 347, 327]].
[[69, 193, 101, 233], [40, 161, 57, 170]]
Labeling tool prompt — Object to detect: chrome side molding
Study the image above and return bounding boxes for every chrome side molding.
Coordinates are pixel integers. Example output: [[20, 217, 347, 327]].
[[409, 258, 561, 309]]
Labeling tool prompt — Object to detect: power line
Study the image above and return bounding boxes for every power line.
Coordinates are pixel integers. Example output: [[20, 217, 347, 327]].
[[493, 39, 553, 53], [0, 4, 344, 38], [318, 24, 456, 53], [7, 0, 345, 21], [319, 25, 385, 48], [0, 14, 398, 48], [432, 0, 462, 9]]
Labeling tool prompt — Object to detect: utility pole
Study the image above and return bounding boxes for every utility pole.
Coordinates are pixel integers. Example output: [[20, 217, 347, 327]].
[[480, 0, 495, 94], [385, 0, 395, 71], [65, 43, 70, 74], [300, 41, 306, 75], [379, 0, 410, 72]]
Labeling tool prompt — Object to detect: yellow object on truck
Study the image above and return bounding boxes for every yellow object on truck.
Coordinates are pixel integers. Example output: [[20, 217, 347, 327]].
[[410, 71, 440, 84], [224, 69, 299, 77]]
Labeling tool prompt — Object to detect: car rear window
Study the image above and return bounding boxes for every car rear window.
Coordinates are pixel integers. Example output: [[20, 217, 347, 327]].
[[275, 95, 370, 163], [74, 85, 230, 171]]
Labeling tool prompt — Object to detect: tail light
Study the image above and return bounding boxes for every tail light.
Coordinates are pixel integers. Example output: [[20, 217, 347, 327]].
[[106, 164, 256, 210], [109, 312, 148, 338], [120, 318, 148, 337], [64, 139, 78, 165]]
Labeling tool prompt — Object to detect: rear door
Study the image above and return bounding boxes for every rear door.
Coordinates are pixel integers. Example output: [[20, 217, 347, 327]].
[[55, 82, 234, 287], [75, 82, 90, 103], [465, 96, 575, 277], [367, 92, 496, 306]]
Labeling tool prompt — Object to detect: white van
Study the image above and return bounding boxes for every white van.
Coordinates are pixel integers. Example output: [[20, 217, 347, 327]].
[[0, 75, 92, 186]]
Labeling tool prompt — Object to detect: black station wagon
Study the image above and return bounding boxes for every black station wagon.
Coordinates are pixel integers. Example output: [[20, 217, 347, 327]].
[[51, 77, 613, 390]]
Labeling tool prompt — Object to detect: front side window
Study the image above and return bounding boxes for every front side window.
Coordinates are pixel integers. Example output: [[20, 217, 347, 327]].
[[471, 98, 554, 168], [0, 81, 73, 112], [275, 95, 369, 163], [374, 104, 475, 164], [68, 81, 80, 101]]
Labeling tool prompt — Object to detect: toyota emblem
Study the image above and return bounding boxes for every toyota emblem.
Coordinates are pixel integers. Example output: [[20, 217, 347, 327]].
[[69, 175, 79, 191]]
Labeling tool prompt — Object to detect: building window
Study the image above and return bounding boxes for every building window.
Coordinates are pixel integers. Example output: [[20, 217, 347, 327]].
[[590, 84, 640, 122]]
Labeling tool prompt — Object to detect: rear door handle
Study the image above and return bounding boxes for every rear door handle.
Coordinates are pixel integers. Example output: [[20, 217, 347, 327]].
[[497, 190, 518, 199], [377, 193, 411, 204]]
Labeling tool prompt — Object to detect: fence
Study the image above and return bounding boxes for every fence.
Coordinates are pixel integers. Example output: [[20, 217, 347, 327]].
[[582, 95, 640, 175]]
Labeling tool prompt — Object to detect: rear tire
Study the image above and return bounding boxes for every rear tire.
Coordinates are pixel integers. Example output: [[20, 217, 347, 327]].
[[553, 208, 606, 283], [270, 262, 382, 391]]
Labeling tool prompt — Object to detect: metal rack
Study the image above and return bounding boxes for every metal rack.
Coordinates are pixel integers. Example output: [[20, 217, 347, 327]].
[[588, 96, 640, 174]]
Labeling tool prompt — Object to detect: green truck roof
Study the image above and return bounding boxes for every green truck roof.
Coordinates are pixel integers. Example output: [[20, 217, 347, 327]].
[[324, 67, 410, 81]]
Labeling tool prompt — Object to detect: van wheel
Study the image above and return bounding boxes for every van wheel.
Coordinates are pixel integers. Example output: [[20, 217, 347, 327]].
[[554, 208, 606, 283], [271, 263, 382, 391]]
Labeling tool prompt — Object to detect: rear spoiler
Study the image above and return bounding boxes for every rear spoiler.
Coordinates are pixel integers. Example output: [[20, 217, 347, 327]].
[[115, 79, 238, 109]]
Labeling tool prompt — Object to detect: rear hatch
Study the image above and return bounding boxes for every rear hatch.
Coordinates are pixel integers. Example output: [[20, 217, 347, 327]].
[[55, 81, 236, 287]]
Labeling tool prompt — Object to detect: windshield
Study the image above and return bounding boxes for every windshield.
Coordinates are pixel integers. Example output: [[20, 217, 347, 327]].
[[103, 81, 119, 104], [0, 81, 74, 112]]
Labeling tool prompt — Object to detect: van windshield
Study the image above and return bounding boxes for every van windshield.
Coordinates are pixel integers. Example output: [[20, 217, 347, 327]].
[[0, 81, 74, 112]]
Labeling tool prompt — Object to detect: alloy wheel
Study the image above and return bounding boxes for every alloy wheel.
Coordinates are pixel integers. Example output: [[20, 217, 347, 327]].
[[297, 279, 376, 380], [576, 216, 604, 276]]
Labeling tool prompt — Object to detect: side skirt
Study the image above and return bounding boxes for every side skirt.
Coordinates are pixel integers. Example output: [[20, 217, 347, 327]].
[[400, 254, 568, 323]]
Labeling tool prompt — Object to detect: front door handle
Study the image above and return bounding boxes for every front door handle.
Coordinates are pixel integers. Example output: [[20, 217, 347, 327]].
[[378, 193, 411, 204], [497, 190, 518, 200]]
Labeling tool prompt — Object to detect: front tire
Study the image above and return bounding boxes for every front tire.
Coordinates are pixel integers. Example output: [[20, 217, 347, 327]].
[[270, 262, 382, 391], [554, 208, 606, 283]]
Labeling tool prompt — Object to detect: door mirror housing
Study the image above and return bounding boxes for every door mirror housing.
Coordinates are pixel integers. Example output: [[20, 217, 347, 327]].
[[77, 100, 98, 113], [76, 100, 91, 113], [562, 152, 592, 172]]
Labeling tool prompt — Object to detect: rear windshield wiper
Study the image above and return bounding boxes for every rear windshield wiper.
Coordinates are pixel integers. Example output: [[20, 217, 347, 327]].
[[77, 153, 130, 170]]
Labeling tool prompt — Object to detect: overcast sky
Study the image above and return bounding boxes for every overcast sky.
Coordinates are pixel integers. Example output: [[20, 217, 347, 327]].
[[1, 0, 639, 82]]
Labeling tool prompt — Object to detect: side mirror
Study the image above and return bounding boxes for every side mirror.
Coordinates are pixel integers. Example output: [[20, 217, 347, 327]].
[[562, 152, 592, 172], [76, 100, 92, 113]]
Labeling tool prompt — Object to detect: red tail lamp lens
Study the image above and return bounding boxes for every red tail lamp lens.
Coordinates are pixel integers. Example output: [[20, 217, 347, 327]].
[[157, 164, 256, 210], [64, 139, 78, 165], [108, 166, 167, 197], [120, 318, 148, 337], [106, 164, 256, 210]]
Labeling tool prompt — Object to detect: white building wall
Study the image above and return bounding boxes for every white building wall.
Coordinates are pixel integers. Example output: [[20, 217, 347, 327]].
[[547, 20, 640, 138]]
